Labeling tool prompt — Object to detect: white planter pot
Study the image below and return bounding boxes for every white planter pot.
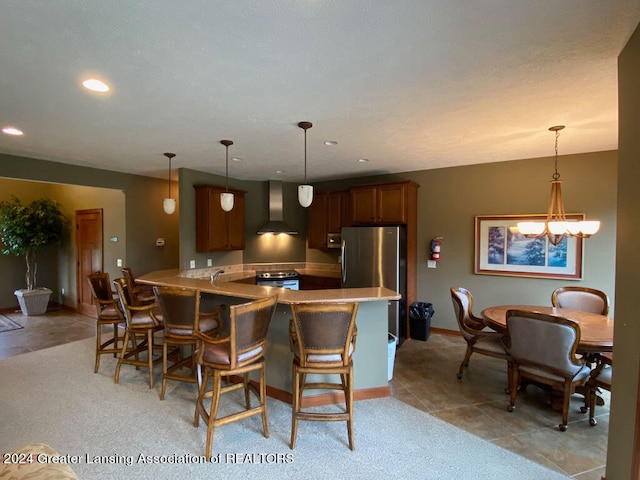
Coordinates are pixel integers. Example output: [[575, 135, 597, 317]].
[[14, 288, 53, 316]]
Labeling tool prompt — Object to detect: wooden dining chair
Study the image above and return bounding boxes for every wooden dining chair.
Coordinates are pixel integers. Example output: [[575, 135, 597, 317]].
[[87, 272, 125, 373], [504, 309, 591, 431], [583, 352, 613, 426], [152, 286, 225, 400], [193, 295, 278, 460], [450, 287, 508, 380], [288, 301, 359, 450], [121, 267, 156, 306], [113, 277, 164, 388], [551, 286, 610, 316]]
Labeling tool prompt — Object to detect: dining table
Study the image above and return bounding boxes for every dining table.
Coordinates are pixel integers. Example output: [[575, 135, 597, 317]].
[[481, 304, 614, 411], [481, 305, 614, 354]]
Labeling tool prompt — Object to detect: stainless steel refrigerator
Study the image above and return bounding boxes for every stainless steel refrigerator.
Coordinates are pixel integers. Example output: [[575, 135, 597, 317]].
[[341, 226, 406, 339]]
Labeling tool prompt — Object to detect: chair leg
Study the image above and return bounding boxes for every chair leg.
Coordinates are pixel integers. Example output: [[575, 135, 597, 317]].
[[507, 365, 519, 412], [147, 329, 154, 389], [114, 329, 131, 384], [259, 363, 269, 438], [243, 373, 251, 410], [94, 323, 102, 373], [346, 366, 355, 450], [205, 370, 223, 461], [194, 366, 210, 428], [290, 365, 300, 449], [160, 342, 168, 400], [559, 382, 571, 431], [457, 344, 473, 379], [588, 381, 598, 426]]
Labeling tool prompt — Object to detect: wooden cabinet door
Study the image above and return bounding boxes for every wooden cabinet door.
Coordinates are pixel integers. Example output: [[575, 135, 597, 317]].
[[226, 191, 245, 250], [307, 192, 328, 249], [326, 191, 343, 233], [195, 185, 245, 252], [377, 183, 407, 224], [351, 186, 377, 224]]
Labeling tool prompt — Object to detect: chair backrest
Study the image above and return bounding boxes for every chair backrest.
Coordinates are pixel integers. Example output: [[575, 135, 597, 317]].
[[290, 302, 359, 368], [222, 295, 278, 368], [450, 287, 486, 340], [505, 309, 584, 376], [551, 286, 610, 316], [153, 286, 198, 332], [121, 267, 135, 284], [87, 272, 113, 303], [113, 277, 158, 327]]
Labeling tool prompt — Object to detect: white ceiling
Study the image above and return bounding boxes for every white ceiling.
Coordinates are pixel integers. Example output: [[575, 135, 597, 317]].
[[1, 1, 639, 183]]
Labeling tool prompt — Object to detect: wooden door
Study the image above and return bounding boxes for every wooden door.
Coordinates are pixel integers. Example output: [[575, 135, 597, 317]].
[[350, 186, 377, 224], [227, 191, 246, 250], [377, 183, 407, 224], [76, 209, 103, 317], [307, 192, 328, 249]]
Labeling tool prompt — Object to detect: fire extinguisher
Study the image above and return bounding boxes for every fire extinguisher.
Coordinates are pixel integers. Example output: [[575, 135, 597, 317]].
[[430, 238, 442, 261]]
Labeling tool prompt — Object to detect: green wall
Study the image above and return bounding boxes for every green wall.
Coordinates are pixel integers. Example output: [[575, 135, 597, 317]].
[[313, 149, 617, 332]]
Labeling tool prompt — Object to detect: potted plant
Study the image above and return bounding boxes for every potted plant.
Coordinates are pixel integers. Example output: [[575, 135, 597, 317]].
[[0, 196, 67, 315]]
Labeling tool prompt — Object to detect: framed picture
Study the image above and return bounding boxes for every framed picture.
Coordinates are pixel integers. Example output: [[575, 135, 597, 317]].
[[474, 214, 584, 280]]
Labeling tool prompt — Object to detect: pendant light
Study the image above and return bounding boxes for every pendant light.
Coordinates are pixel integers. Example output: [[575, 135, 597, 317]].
[[220, 139, 234, 212], [517, 126, 600, 245], [163, 152, 176, 215], [297, 121, 314, 208]]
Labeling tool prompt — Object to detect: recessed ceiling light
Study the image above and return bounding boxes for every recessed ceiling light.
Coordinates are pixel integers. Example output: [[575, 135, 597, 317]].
[[275, 170, 284, 174], [82, 78, 110, 92], [324, 140, 338, 146], [231, 157, 243, 162], [358, 158, 369, 163], [2, 126, 23, 136]]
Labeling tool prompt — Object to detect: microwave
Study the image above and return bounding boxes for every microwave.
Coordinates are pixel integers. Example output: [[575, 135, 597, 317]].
[[327, 233, 342, 249]]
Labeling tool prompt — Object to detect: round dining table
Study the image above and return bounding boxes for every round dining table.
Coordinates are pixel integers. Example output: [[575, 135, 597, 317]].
[[481, 305, 614, 354]]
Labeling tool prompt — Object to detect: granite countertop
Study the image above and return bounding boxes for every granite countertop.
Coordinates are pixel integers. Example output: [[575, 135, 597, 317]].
[[137, 267, 400, 304]]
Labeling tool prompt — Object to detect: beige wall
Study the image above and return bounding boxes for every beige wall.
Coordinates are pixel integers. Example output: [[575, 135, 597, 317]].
[[607, 20, 640, 480]]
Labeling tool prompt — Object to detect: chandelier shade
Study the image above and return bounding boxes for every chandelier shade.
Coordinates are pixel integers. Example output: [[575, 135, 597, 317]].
[[220, 139, 234, 212], [163, 152, 176, 215], [516, 126, 600, 245], [297, 121, 314, 208]]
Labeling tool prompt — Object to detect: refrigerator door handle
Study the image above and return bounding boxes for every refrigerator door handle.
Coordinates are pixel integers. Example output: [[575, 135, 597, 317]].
[[341, 239, 347, 283]]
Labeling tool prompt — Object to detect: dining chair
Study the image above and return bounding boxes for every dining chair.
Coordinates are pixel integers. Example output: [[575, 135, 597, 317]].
[[504, 309, 591, 431], [450, 287, 508, 380], [121, 266, 156, 306], [551, 286, 610, 316], [152, 286, 225, 400], [583, 352, 613, 426], [193, 295, 278, 460], [288, 301, 359, 450], [87, 272, 125, 373], [113, 277, 164, 388]]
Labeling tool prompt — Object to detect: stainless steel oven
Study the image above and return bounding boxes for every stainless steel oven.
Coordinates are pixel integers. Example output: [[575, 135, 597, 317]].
[[255, 271, 300, 290]]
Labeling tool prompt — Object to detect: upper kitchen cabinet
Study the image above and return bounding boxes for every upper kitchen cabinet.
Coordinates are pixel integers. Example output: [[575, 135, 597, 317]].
[[350, 181, 418, 225], [307, 190, 349, 249], [194, 184, 246, 252]]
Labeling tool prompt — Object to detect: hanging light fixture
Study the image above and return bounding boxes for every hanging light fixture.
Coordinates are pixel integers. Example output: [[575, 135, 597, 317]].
[[297, 121, 314, 208], [517, 126, 600, 245], [163, 152, 176, 215], [220, 139, 234, 212]]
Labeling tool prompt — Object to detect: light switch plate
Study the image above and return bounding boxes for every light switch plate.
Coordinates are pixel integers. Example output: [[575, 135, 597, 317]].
[[117, 259, 123, 267], [190, 260, 196, 269], [427, 260, 437, 269], [207, 259, 212, 267]]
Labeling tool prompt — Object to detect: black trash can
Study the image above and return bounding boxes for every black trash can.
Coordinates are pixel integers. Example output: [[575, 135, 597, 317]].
[[409, 301, 434, 341]]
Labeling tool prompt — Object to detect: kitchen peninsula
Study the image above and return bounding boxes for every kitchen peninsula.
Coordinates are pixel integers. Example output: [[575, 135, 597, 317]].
[[138, 264, 400, 404]]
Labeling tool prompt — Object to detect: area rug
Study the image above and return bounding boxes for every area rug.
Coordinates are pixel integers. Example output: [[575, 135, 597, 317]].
[[0, 314, 23, 333], [0, 339, 571, 480]]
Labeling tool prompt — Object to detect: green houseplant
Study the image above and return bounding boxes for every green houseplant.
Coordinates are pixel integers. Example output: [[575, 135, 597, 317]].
[[0, 196, 67, 315]]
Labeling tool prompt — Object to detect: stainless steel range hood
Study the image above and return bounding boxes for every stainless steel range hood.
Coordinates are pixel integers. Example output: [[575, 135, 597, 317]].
[[257, 180, 298, 235]]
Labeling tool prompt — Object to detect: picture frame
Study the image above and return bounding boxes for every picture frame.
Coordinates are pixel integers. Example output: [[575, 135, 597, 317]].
[[474, 214, 584, 280]]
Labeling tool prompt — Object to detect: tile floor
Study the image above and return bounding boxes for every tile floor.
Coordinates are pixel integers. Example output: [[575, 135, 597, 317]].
[[0, 309, 609, 478]]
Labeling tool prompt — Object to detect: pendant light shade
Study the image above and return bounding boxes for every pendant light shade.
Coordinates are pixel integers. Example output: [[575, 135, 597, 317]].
[[517, 126, 600, 245], [220, 139, 234, 212], [163, 152, 176, 215], [298, 121, 314, 208]]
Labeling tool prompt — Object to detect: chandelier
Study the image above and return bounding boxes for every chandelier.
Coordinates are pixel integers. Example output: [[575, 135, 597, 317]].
[[297, 121, 314, 208], [162, 152, 176, 215], [517, 126, 600, 246], [220, 139, 234, 212]]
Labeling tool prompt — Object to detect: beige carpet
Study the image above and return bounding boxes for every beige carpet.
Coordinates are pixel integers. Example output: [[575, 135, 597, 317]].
[[0, 339, 572, 480]]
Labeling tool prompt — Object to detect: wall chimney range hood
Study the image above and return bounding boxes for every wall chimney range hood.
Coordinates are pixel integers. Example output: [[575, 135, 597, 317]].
[[257, 180, 298, 235]]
